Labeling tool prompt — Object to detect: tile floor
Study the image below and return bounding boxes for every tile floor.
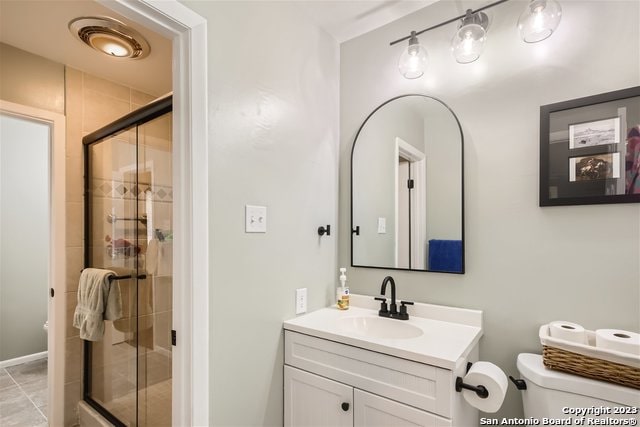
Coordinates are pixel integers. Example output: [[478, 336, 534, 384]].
[[0, 358, 48, 427]]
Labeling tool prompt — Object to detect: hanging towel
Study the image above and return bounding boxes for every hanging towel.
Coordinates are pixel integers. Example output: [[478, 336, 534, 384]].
[[73, 268, 123, 341], [428, 239, 463, 273]]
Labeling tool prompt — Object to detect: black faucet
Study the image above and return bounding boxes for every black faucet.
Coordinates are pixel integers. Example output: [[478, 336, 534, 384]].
[[374, 276, 414, 320]]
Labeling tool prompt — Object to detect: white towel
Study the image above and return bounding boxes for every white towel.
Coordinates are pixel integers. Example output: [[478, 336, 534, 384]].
[[73, 268, 123, 341]]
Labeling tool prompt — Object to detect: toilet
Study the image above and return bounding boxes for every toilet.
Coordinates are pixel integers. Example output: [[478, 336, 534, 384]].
[[516, 353, 640, 423]]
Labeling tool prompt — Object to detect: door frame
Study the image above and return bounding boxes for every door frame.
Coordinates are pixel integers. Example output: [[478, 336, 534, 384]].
[[0, 100, 66, 426], [394, 137, 426, 270], [97, 1, 209, 425]]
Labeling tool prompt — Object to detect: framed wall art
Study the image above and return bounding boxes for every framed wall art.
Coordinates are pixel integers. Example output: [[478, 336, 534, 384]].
[[540, 86, 640, 206]]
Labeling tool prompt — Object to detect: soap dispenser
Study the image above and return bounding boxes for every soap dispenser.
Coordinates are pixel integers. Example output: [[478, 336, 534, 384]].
[[336, 267, 349, 310]]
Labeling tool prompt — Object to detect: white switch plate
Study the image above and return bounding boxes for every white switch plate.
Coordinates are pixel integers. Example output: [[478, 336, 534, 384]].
[[245, 205, 267, 233], [377, 217, 386, 234], [295, 288, 307, 314]]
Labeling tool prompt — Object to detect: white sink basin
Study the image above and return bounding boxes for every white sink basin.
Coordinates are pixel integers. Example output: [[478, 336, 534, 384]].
[[338, 315, 423, 339]]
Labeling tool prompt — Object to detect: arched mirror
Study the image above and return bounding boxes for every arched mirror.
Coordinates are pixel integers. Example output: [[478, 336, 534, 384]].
[[351, 94, 464, 273]]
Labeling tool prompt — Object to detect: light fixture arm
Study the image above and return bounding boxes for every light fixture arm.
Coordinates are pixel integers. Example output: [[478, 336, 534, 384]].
[[389, 0, 510, 46]]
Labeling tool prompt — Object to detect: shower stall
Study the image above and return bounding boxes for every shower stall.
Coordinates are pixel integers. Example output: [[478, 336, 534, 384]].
[[83, 95, 173, 426]]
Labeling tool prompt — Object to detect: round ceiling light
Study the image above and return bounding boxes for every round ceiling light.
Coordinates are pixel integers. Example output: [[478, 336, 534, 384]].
[[69, 17, 150, 60]]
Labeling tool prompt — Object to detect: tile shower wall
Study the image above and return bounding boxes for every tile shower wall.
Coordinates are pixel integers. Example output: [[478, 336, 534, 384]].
[[64, 68, 158, 426]]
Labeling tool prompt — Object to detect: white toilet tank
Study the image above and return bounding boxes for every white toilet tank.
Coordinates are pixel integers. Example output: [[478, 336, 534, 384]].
[[516, 353, 640, 425]]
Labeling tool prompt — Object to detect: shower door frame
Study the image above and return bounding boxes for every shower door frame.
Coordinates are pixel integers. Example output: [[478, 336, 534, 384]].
[[83, 96, 173, 427], [90, 1, 209, 425]]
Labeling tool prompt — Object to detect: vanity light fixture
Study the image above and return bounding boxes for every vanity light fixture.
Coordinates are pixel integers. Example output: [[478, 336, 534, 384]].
[[451, 9, 489, 64], [517, 0, 562, 43], [390, 0, 562, 78], [69, 17, 150, 60], [398, 31, 429, 79]]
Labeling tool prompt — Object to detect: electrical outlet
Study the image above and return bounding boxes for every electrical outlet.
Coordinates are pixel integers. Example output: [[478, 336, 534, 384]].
[[295, 288, 307, 314], [245, 205, 267, 233]]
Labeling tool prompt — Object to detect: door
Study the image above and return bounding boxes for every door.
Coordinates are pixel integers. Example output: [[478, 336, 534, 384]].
[[284, 366, 352, 427], [0, 103, 65, 426], [354, 389, 451, 427]]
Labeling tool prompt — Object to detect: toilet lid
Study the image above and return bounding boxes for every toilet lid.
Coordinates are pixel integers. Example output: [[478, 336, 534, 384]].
[[517, 353, 639, 407]]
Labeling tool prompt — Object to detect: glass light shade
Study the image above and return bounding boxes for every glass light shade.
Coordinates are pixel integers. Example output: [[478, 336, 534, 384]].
[[517, 0, 562, 43], [398, 38, 428, 79], [451, 23, 486, 64], [89, 34, 133, 57]]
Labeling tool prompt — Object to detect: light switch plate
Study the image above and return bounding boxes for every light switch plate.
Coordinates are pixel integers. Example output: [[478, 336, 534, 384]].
[[377, 217, 386, 234], [296, 288, 307, 314], [245, 205, 267, 233]]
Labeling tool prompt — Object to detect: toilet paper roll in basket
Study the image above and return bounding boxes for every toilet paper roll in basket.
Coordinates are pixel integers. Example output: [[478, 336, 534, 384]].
[[595, 329, 640, 356], [460, 361, 508, 413], [549, 321, 587, 344]]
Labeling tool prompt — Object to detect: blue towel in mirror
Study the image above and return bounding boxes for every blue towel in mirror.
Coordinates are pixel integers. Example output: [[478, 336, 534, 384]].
[[428, 239, 462, 273]]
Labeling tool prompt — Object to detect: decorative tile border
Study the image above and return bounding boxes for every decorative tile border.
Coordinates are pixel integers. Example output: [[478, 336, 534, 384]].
[[91, 178, 173, 203]]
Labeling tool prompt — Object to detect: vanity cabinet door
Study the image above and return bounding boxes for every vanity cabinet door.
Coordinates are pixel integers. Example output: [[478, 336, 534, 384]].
[[285, 366, 353, 427], [354, 390, 451, 427]]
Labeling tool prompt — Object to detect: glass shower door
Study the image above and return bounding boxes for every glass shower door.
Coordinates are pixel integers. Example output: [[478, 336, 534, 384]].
[[84, 98, 172, 427], [86, 129, 139, 425], [136, 113, 173, 426]]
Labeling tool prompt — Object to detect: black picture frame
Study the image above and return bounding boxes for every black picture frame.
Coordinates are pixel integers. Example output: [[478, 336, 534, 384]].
[[540, 86, 640, 206]]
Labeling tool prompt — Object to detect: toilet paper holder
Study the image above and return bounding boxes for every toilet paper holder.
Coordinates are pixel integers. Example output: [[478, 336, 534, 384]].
[[455, 362, 489, 398]]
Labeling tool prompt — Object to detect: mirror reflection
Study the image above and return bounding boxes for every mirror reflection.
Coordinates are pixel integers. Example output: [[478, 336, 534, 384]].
[[351, 95, 464, 273]]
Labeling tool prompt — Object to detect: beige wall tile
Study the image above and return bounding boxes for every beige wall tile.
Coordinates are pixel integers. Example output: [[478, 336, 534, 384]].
[[66, 202, 83, 247], [131, 90, 155, 106], [63, 381, 81, 427], [65, 155, 83, 203], [65, 126, 84, 159], [64, 336, 82, 383], [65, 291, 78, 339], [83, 73, 130, 102], [82, 91, 131, 134], [66, 247, 83, 292], [65, 68, 83, 122], [153, 278, 172, 313]]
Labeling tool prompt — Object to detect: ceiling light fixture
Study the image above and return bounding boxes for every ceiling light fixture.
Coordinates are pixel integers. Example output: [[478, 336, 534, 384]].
[[517, 0, 562, 43], [69, 17, 150, 60], [451, 9, 489, 64], [398, 31, 429, 79], [389, 0, 562, 78]]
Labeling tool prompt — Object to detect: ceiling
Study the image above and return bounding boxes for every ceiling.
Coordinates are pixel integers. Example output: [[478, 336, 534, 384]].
[[0, 0, 436, 96], [0, 0, 172, 96], [296, 1, 438, 43]]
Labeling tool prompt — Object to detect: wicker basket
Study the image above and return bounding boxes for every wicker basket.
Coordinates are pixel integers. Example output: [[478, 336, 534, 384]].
[[542, 345, 640, 389], [540, 324, 640, 389]]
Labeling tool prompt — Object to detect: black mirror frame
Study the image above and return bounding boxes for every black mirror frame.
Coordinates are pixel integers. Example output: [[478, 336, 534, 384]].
[[350, 94, 465, 274]]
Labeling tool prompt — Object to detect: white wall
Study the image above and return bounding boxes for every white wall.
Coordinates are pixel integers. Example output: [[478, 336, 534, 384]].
[[0, 114, 49, 361], [181, 2, 339, 425], [340, 0, 640, 420]]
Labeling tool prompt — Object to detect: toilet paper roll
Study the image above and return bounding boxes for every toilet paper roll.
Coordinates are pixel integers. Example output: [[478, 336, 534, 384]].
[[595, 329, 640, 355], [461, 362, 508, 413], [549, 321, 587, 344]]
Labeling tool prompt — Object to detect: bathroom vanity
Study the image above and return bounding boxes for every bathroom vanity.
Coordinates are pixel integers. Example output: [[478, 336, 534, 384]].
[[283, 295, 483, 426]]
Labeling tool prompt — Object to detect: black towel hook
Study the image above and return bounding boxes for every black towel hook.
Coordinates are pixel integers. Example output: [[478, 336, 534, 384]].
[[318, 225, 331, 236]]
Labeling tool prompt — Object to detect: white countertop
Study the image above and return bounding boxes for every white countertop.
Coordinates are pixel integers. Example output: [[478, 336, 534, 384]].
[[283, 294, 483, 370]]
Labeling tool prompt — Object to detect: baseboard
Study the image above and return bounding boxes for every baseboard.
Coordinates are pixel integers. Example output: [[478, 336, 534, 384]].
[[0, 350, 48, 369]]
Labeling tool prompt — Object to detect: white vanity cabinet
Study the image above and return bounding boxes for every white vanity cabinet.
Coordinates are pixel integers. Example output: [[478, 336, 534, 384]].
[[284, 331, 473, 426], [283, 297, 483, 427], [285, 365, 449, 427]]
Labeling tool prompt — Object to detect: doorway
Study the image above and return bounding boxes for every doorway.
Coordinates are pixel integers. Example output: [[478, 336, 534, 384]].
[[0, 100, 66, 426], [394, 137, 427, 270]]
